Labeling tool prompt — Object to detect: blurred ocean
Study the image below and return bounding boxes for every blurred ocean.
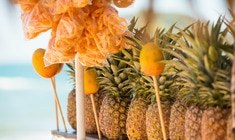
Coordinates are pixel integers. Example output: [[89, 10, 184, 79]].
[[0, 64, 73, 140]]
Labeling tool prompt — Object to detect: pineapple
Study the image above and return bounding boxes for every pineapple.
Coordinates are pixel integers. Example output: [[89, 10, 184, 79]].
[[146, 99, 171, 140], [200, 68, 231, 139], [184, 106, 203, 139], [121, 21, 150, 139], [123, 47, 150, 140], [147, 70, 177, 140], [84, 94, 100, 133], [67, 89, 76, 130], [96, 17, 149, 139], [97, 56, 132, 139], [201, 107, 229, 139], [66, 63, 101, 133], [98, 94, 129, 139], [126, 96, 148, 139], [165, 18, 233, 139], [121, 18, 177, 139], [169, 99, 187, 139], [67, 89, 101, 133], [145, 26, 178, 140], [125, 74, 152, 140]]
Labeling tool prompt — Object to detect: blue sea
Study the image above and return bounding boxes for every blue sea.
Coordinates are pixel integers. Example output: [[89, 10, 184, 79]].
[[0, 64, 73, 140]]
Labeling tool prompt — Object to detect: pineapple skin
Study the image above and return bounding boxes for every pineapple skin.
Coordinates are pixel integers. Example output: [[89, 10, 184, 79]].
[[84, 94, 100, 133], [201, 107, 230, 140], [146, 101, 171, 140], [169, 100, 186, 140], [185, 106, 203, 140], [67, 89, 101, 133], [99, 95, 129, 139], [67, 89, 76, 130], [126, 97, 148, 140]]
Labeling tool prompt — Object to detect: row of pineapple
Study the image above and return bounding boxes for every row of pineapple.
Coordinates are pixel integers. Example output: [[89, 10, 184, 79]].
[[66, 17, 234, 139]]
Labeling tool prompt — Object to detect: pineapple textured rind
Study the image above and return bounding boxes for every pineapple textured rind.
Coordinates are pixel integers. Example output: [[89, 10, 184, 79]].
[[146, 101, 171, 140], [169, 100, 186, 140], [99, 95, 129, 139], [126, 97, 148, 139], [184, 106, 203, 140], [67, 89, 76, 130], [201, 107, 230, 140]]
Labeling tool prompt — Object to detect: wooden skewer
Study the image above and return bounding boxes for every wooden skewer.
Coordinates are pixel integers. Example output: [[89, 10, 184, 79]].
[[152, 75, 167, 140], [90, 94, 102, 139], [52, 76, 59, 130], [54, 92, 59, 130], [50, 77, 67, 132]]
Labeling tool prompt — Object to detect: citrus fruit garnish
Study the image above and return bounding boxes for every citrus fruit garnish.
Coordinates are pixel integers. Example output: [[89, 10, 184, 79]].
[[113, 0, 135, 8], [32, 48, 63, 78], [139, 42, 165, 76], [84, 67, 99, 94]]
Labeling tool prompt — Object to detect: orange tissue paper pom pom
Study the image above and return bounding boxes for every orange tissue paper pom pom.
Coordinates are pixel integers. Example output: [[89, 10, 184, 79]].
[[14, 0, 39, 12], [21, 2, 52, 39]]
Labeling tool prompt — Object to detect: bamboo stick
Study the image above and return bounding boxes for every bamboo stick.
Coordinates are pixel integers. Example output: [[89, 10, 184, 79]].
[[54, 87, 59, 130], [152, 76, 167, 140], [90, 94, 101, 139], [50, 77, 67, 132]]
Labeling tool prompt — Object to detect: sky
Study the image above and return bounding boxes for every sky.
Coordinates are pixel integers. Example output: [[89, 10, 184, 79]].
[[0, 0, 230, 64], [0, 1, 51, 64]]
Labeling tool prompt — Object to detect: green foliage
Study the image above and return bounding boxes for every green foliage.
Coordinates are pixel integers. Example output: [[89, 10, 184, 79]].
[[164, 17, 233, 108]]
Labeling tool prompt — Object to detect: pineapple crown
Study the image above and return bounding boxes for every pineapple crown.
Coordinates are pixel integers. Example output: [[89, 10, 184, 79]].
[[111, 17, 178, 103], [96, 54, 133, 98], [66, 62, 76, 89], [165, 17, 233, 108]]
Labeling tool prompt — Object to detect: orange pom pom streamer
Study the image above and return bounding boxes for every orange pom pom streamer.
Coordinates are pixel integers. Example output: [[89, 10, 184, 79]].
[[15, 0, 134, 66]]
